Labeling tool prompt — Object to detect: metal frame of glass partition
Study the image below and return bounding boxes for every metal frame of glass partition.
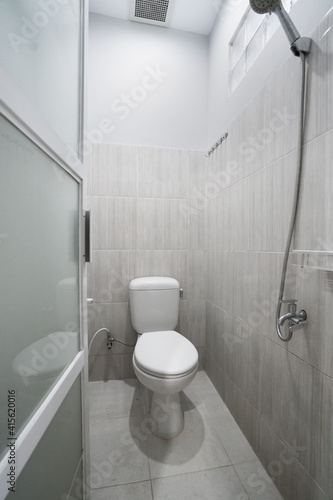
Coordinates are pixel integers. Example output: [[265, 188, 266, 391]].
[[0, 0, 89, 497]]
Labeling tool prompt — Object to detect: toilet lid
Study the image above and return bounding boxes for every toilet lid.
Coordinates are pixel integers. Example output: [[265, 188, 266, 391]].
[[134, 331, 198, 378]]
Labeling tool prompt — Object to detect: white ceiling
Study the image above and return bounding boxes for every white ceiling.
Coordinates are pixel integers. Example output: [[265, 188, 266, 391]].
[[89, 0, 223, 36]]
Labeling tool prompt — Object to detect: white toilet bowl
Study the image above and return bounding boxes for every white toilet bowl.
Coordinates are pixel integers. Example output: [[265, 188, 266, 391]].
[[133, 330, 198, 439], [129, 276, 199, 439]]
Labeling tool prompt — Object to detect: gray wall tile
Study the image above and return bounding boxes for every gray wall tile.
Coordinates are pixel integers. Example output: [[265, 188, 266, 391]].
[[304, 7, 333, 143], [134, 250, 185, 283], [260, 338, 324, 478], [263, 56, 299, 168], [295, 130, 333, 251], [226, 90, 266, 185], [108, 197, 137, 250], [258, 419, 329, 500], [88, 145, 206, 382], [87, 12, 333, 500], [89, 353, 136, 381], [137, 146, 189, 199], [224, 375, 260, 454], [88, 302, 136, 355], [178, 299, 206, 347], [137, 198, 189, 250], [90, 144, 137, 197], [205, 349, 226, 401], [88, 250, 137, 303], [204, 11, 333, 500]]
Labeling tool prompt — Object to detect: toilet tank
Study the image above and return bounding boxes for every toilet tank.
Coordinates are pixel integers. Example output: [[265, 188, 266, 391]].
[[129, 277, 180, 334]]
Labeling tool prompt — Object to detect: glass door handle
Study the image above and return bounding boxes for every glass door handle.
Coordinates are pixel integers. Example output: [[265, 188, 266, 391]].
[[84, 210, 91, 263]]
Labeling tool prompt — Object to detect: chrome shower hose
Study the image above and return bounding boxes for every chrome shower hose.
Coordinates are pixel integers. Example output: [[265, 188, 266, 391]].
[[276, 52, 308, 342]]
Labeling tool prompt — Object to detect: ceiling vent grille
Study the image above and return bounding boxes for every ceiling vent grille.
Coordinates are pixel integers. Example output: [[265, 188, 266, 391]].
[[134, 0, 170, 24]]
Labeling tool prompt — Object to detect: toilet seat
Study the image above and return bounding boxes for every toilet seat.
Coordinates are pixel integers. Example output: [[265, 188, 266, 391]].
[[133, 330, 198, 379]]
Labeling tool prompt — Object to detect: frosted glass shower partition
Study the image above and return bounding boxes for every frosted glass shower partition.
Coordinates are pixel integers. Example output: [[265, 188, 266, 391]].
[[0, 0, 81, 154], [0, 115, 81, 485]]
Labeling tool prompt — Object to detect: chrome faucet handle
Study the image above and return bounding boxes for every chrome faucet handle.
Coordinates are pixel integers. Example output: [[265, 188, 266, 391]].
[[280, 299, 298, 303], [288, 310, 308, 333], [292, 310, 307, 323]]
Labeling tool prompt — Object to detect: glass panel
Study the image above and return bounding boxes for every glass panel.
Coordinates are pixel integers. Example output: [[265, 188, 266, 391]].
[[12, 376, 82, 500], [230, 0, 299, 92], [230, 20, 246, 69], [230, 52, 246, 93], [0, 0, 81, 153], [246, 22, 265, 71], [0, 115, 80, 460], [245, 8, 263, 45], [265, 11, 280, 43]]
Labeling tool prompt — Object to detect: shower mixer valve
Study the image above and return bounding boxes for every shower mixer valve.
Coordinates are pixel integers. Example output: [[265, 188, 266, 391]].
[[278, 299, 308, 333]]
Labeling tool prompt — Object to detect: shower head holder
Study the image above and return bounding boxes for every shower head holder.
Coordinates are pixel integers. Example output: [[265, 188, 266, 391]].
[[290, 37, 312, 57]]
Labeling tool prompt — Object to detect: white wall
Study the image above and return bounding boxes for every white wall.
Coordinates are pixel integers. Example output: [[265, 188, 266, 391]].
[[88, 14, 209, 150], [208, 0, 333, 145], [88, 2, 332, 157]]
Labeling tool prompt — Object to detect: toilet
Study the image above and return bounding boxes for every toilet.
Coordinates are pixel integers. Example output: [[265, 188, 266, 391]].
[[129, 276, 198, 439]]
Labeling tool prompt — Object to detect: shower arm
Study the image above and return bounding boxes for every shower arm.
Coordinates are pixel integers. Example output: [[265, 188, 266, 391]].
[[273, 3, 311, 57], [274, 2, 300, 45]]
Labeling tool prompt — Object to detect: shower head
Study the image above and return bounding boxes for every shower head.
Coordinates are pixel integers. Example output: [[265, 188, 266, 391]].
[[249, 0, 311, 56], [249, 0, 279, 14]]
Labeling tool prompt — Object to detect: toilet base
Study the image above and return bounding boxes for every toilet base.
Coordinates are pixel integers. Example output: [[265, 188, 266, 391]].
[[150, 391, 184, 439]]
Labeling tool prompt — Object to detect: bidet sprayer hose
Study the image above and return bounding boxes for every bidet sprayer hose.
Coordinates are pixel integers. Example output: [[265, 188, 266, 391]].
[[110, 337, 137, 348], [88, 327, 137, 352], [88, 327, 110, 351], [276, 51, 307, 342]]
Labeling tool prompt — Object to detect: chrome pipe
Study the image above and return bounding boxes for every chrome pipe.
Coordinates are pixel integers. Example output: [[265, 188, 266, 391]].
[[274, 2, 300, 46], [276, 52, 308, 342]]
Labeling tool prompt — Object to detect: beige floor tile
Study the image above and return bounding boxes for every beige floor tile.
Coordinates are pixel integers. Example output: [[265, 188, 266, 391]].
[[152, 466, 248, 500]]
